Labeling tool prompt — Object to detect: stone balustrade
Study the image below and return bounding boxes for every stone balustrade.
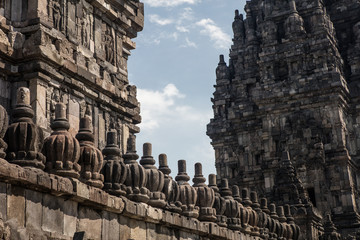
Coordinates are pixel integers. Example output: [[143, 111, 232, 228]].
[[0, 87, 301, 239]]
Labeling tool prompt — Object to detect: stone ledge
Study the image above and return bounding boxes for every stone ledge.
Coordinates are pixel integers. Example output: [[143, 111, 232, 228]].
[[0, 158, 248, 240]]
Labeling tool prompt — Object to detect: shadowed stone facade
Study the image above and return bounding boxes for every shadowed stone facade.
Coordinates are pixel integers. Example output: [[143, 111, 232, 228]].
[[207, 0, 360, 238], [0, 0, 305, 239], [0, 0, 143, 154]]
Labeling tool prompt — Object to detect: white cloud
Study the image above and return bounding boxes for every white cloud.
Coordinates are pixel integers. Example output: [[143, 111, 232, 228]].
[[137, 84, 210, 131], [176, 26, 189, 33], [178, 7, 195, 22], [149, 14, 173, 26], [145, 31, 178, 45], [143, 0, 201, 7], [181, 37, 197, 48], [196, 18, 232, 50]]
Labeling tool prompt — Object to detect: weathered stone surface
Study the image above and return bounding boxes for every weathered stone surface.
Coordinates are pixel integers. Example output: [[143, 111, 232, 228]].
[[102, 131, 127, 196], [42, 193, 64, 233], [175, 160, 199, 218], [43, 103, 81, 178], [140, 143, 166, 208], [77, 206, 102, 239], [5, 87, 45, 169], [25, 189, 42, 231], [7, 185, 25, 227], [208, 0, 360, 238], [76, 116, 104, 188]]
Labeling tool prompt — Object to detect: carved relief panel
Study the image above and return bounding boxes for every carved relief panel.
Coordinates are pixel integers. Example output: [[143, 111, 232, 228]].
[[103, 24, 114, 64], [48, 0, 65, 32], [80, 3, 93, 50]]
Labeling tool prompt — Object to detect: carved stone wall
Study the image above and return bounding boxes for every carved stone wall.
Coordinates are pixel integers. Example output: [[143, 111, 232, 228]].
[[0, 0, 143, 154], [207, 0, 360, 238]]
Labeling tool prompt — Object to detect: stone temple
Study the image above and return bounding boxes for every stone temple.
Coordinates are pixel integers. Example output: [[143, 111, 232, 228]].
[[207, 0, 360, 238], [0, 0, 357, 239]]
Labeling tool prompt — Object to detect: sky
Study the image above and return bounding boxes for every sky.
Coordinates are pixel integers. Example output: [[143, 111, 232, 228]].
[[128, 0, 247, 181]]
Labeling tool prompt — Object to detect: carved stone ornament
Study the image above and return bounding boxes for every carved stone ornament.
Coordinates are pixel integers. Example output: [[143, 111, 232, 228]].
[[123, 135, 150, 203], [159, 153, 181, 213], [208, 174, 227, 227], [43, 103, 81, 178], [5, 87, 46, 169], [140, 143, 166, 208], [220, 179, 241, 230], [76, 116, 104, 188], [0, 105, 8, 159], [233, 185, 250, 233], [193, 163, 216, 222], [175, 159, 199, 218], [102, 131, 127, 196]]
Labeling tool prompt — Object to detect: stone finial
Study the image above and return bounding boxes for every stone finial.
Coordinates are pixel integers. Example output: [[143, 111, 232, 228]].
[[123, 135, 149, 203], [193, 163, 216, 222], [76, 116, 104, 188], [176, 160, 199, 218], [233, 9, 245, 42], [140, 142, 155, 168], [159, 154, 171, 175], [175, 159, 190, 182], [220, 178, 241, 230], [193, 162, 206, 187], [250, 191, 260, 210], [208, 174, 217, 189], [159, 154, 181, 213], [284, 204, 294, 224], [140, 143, 165, 208], [43, 103, 81, 178], [123, 135, 139, 164], [241, 188, 252, 206], [208, 174, 227, 227], [269, 203, 278, 219], [216, 55, 230, 81], [0, 105, 8, 159], [219, 179, 232, 197], [232, 185, 242, 203], [277, 206, 287, 223], [260, 198, 270, 214], [102, 131, 127, 196], [5, 87, 45, 169], [258, 198, 270, 239], [285, 0, 306, 38]]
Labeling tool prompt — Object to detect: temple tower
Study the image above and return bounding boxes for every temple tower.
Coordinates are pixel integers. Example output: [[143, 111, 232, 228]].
[[207, 0, 360, 236]]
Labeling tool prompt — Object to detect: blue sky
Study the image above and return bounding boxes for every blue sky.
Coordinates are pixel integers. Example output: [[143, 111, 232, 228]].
[[128, 0, 247, 181]]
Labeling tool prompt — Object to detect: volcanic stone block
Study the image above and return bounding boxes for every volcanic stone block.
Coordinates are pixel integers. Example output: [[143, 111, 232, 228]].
[[63, 200, 77, 237], [7, 185, 25, 227], [25, 189, 42, 230], [101, 212, 119, 240], [78, 206, 102, 239], [42, 193, 64, 233]]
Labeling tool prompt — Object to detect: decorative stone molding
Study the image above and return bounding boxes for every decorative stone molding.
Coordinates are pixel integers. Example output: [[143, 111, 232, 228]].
[[5, 87, 46, 169], [140, 143, 166, 208], [43, 103, 81, 178], [220, 179, 241, 230], [175, 159, 199, 218], [76, 116, 104, 188], [208, 174, 227, 227], [102, 131, 127, 196], [193, 163, 216, 222], [159, 153, 181, 213], [123, 135, 150, 203]]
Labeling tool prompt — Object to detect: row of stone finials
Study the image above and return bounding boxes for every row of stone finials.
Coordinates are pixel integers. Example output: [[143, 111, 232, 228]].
[[0, 87, 300, 240]]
